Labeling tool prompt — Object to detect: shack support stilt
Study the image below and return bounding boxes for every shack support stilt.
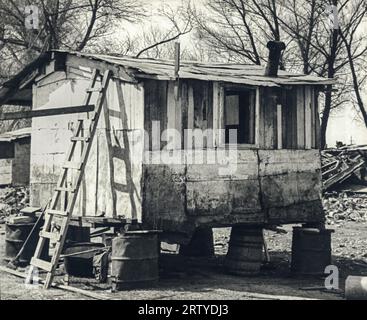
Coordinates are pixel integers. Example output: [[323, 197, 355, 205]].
[[225, 226, 264, 276], [180, 228, 215, 257], [291, 227, 333, 275]]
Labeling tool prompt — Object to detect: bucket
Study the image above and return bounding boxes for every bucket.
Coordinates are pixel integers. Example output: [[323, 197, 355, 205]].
[[111, 231, 159, 290], [291, 227, 334, 275], [225, 227, 264, 276], [63, 242, 106, 278]]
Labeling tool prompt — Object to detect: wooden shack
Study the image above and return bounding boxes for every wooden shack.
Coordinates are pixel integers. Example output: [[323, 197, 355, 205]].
[[0, 47, 335, 244], [0, 128, 31, 186]]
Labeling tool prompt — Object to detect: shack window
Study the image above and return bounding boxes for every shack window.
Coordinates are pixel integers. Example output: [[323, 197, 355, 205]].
[[224, 89, 256, 144], [0, 142, 15, 159]]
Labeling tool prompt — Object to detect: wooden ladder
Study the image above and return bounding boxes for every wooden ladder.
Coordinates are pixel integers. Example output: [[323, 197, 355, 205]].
[[27, 69, 112, 289]]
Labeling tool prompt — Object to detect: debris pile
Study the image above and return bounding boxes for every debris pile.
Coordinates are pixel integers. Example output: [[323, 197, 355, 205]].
[[322, 147, 366, 192], [0, 187, 30, 219], [323, 191, 367, 225]]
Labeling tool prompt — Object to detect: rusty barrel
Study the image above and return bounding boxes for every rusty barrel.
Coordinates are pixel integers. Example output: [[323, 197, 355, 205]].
[[111, 231, 159, 290], [291, 227, 334, 275], [225, 227, 264, 276], [5, 218, 48, 266]]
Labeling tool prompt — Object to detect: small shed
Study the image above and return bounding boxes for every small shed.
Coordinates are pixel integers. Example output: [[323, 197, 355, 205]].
[[0, 45, 335, 243], [0, 128, 31, 186]]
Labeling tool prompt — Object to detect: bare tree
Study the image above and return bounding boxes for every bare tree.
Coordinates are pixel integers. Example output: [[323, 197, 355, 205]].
[[135, 3, 193, 59], [191, 0, 367, 148], [339, 2, 367, 127], [0, 0, 145, 132], [0, 0, 145, 76], [94, 2, 196, 60], [188, 0, 285, 64]]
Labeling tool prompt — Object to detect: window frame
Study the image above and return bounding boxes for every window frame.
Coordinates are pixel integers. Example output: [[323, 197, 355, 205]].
[[215, 83, 260, 149]]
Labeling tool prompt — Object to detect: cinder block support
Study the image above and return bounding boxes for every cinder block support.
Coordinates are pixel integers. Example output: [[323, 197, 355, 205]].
[[291, 227, 334, 275], [225, 226, 264, 276], [179, 228, 214, 257]]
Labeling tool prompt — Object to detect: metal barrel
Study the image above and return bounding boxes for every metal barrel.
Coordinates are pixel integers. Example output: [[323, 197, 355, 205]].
[[5, 221, 43, 266], [225, 227, 264, 276], [291, 227, 334, 275], [111, 231, 159, 291], [63, 242, 106, 278]]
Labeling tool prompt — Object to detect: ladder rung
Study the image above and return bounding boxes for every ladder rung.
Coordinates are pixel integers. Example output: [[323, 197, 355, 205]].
[[71, 137, 90, 142], [47, 209, 68, 217], [86, 88, 103, 93], [56, 187, 76, 193], [63, 162, 82, 170], [40, 231, 62, 242], [31, 258, 53, 272]]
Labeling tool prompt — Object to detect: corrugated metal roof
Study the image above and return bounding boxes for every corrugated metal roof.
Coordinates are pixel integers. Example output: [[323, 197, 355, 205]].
[[64, 51, 336, 87], [0, 127, 31, 142]]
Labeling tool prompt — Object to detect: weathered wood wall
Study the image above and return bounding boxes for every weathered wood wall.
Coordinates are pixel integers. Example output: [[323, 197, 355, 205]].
[[144, 80, 214, 150], [144, 80, 320, 151], [30, 61, 144, 221], [280, 86, 320, 150], [142, 80, 323, 243], [143, 149, 324, 242]]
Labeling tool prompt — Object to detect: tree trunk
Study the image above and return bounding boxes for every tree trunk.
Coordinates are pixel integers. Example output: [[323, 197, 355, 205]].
[[321, 88, 332, 149], [320, 0, 339, 149], [340, 33, 367, 127]]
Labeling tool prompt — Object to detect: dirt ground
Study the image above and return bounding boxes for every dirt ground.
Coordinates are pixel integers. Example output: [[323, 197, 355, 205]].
[[1, 220, 366, 300]]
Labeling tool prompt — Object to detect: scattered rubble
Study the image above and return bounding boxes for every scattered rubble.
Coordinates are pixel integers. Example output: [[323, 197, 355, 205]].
[[324, 191, 367, 225], [0, 187, 30, 219], [322, 147, 366, 191]]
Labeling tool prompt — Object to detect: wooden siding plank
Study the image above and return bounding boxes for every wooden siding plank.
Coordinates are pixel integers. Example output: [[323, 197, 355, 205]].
[[181, 81, 189, 149], [255, 87, 260, 147], [262, 87, 277, 149], [315, 89, 321, 149], [167, 82, 176, 131], [207, 82, 214, 131], [277, 104, 283, 150], [188, 85, 194, 131], [311, 88, 316, 149], [0, 105, 95, 120], [296, 86, 305, 149], [305, 86, 312, 149], [212, 82, 221, 147]]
